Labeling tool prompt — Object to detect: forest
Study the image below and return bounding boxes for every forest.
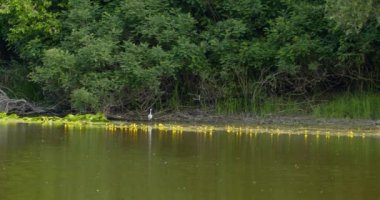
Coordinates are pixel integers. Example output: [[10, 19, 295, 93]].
[[0, 0, 379, 118]]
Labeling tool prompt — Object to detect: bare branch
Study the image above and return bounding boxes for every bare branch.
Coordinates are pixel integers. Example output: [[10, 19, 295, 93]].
[[0, 88, 45, 115]]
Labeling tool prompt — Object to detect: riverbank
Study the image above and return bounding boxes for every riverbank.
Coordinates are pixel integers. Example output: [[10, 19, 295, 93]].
[[109, 109, 380, 129], [1, 111, 380, 138], [2, 106, 380, 130]]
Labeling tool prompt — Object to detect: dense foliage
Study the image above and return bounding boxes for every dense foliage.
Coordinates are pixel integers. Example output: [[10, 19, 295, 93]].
[[0, 0, 379, 116]]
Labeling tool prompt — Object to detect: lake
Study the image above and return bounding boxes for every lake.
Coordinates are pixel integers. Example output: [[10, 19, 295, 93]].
[[0, 122, 380, 200]]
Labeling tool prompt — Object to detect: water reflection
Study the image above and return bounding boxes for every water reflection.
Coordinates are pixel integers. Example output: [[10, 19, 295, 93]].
[[0, 124, 379, 200], [148, 125, 152, 159]]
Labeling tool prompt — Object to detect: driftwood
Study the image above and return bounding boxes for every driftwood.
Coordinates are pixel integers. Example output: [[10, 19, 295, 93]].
[[0, 88, 45, 115]]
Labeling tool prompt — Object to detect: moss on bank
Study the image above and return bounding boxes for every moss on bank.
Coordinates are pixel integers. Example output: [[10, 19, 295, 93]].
[[0, 112, 108, 123]]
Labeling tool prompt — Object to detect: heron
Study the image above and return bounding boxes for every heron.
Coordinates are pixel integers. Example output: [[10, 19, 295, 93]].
[[148, 108, 153, 121]]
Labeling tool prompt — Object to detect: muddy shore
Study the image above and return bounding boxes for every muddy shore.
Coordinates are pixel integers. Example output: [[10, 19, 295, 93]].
[[108, 109, 380, 129]]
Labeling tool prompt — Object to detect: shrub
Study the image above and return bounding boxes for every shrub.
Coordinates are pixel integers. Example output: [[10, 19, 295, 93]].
[[70, 88, 99, 113]]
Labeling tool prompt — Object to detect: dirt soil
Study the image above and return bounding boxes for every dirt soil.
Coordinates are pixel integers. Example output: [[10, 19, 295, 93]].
[[107, 109, 380, 129]]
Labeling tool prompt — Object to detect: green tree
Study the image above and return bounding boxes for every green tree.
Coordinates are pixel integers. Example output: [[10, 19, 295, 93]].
[[326, 0, 380, 34], [1, 0, 379, 115], [0, 0, 60, 59], [30, 0, 201, 112]]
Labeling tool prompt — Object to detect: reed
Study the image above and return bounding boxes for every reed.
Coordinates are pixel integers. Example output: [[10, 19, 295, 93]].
[[216, 97, 303, 116], [313, 93, 380, 119]]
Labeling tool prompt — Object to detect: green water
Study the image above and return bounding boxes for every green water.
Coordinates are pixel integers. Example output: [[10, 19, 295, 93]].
[[0, 123, 380, 200]]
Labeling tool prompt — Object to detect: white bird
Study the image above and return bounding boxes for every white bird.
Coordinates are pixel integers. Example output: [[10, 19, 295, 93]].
[[148, 109, 153, 121]]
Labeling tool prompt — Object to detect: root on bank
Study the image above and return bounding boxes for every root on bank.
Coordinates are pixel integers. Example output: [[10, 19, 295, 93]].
[[0, 88, 44, 115]]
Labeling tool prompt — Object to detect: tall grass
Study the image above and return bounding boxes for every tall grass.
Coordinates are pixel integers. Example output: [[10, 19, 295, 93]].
[[313, 93, 380, 119], [216, 98, 251, 115], [259, 98, 302, 116], [216, 97, 303, 116], [213, 93, 380, 119]]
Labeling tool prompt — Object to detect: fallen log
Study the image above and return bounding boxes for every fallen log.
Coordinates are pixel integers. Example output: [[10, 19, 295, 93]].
[[0, 88, 45, 115]]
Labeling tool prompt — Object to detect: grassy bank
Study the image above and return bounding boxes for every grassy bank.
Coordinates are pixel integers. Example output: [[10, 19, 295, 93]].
[[0, 112, 108, 123], [0, 112, 378, 137], [313, 93, 380, 119], [215, 97, 303, 116], [1, 93, 379, 123], [214, 93, 380, 119]]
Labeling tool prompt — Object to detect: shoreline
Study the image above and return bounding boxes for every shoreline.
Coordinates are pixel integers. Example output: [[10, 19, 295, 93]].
[[1, 112, 380, 137], [2, 110, 380, 130], [111, 110, 380, 129]]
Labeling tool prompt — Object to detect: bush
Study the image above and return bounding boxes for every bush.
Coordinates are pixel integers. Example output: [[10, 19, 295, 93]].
[[70, 88, 99, 113]]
